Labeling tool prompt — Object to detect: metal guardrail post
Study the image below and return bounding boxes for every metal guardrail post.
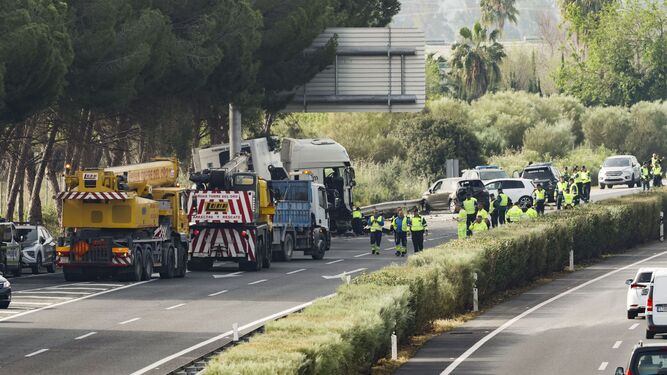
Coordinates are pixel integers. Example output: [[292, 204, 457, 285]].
[[569, 250, 574, 272], [661, 211, 664, 242], [473, 272, 479, 312], [391, 331, 398, 360]]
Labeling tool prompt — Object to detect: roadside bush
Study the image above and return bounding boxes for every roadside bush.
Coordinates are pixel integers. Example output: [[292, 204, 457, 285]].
[[522, 119, 575, 158], [352, 158, 429, 207], [624, 101, 667, 162], [582, 106, 632, 151], [206, 191, 666, 375]]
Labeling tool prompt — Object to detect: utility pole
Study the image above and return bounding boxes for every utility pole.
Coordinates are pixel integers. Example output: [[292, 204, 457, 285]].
[[229, 103, 242, 157]]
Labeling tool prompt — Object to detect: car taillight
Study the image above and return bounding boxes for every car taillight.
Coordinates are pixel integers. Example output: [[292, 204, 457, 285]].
[[647, 294, 653, 312], [627, 369, 633, 375], [631, 283, 646, 289]]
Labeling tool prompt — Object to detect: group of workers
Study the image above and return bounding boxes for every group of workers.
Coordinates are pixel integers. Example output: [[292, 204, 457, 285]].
[[352, 206, 427, 257], [641, 153, 664, 191]]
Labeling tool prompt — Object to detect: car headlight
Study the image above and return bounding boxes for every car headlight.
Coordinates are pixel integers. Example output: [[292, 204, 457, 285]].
[[2, 280, 9, 288], [26, 250, 35, 257]]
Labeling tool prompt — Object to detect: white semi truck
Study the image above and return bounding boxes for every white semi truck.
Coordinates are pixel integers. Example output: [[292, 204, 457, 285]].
[[193, 138, 356, 233]]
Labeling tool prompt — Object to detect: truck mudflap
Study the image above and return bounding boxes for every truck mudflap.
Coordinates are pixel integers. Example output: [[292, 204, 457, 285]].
[[189, 228, 256, 261]]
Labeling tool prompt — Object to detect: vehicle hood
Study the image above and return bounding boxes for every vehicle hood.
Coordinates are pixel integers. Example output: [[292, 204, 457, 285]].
[[21, 243, 38, 251], [601, 166, 631, 173]]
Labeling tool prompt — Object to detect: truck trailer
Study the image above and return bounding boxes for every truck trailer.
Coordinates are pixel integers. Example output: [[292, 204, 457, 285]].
[[56, 158, 189, 281]]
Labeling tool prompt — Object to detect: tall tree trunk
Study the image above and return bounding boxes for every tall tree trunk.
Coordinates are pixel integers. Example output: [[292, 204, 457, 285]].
[[18, 179, 24, 222], [29, 121, 59, 224], [6, 123, 33, 221], [47, 154, 62, 228]]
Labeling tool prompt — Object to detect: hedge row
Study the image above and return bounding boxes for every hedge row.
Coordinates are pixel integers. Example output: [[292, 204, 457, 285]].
[[204, 190, 667, 375]]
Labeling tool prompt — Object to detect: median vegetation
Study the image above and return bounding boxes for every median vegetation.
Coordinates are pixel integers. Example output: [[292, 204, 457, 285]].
[[204, 190, 667, 375]]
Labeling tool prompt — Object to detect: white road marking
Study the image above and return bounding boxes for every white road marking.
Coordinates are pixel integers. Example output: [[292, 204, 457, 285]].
[[12, 295, 72, 300], [118, 317, 141, 325], [166, 304, 185, 310], [78, 282, 124, 287], [441, 248, 667, 374], [25, 349, 49, 358], [286, 269, 306, 275], [0, 280, 155, 323], [354, 252, 370, 258], [130, 293, 337, 375], [9, 301, 51, 306], [613, 341, 622, 349], [47, 287, 108, 291], [212, 271, 244, 279], [208, 290, 228, 297], [326, 259, 343, 265], [16, 290, 92, 295], [247, 279, 267, 285], [598, 362, 608, 371], [629, 323, 640, 330], [322, 268, 367, 280], [75, 332, 97, 340]]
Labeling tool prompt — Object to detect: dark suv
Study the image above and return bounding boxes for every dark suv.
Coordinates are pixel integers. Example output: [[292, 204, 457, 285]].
[[616, 342, 667, 375], [520, 163, 561, 203], [450, 179, 490, 211]]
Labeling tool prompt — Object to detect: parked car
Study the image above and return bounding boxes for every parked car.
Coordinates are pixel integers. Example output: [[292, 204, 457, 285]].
[[519, 163, 561, 203], [422, 178, 461, 212], [485, 178, 535, 208], [599, 155, 641, 189], [0, 274, 10, 309], [16, 224, 56, 274], [452, 179, 490, 212], [0, 222, 22, 277], [626, 268, 661, 319], [646, 270, 667, 339], [461, 166, 509, 182], [615, 342, 667, 375]]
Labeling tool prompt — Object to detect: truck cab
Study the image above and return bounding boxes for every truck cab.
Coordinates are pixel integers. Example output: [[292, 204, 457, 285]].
[[0, 222, 22, 277]]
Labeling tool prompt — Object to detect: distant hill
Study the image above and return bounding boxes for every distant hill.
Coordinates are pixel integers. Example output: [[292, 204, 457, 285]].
[[391, 0, 561, 43]]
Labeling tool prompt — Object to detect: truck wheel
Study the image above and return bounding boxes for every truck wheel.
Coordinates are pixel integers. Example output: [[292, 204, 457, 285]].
[[12, 260, 21, 277], [159, 246, 176, 279], [31, 254, 42, 275], [600, 183, 605, 189], [141, 246, 153, 281], [261, 239, 271, 269], [282, 235, 294, 262], [126, 248, 143, 282], [46, 257, 56, 273], [175, 243, 187, 278], [239, 247, 262, 272], [0, 301, 9, 309], [311, 239, 325, 260], [63, 267, 82, 282], [187, 258, 214, 271]]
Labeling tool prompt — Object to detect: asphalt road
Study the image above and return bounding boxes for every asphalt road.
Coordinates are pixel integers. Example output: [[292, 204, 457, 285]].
[[0, 186, 640, 375]]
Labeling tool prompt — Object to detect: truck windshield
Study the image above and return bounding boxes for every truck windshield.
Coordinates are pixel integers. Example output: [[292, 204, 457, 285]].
[[272, 183, 309, 201]]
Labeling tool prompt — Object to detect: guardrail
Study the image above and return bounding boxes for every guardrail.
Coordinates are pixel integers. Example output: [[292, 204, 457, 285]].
[[360, 198, 424, 217]]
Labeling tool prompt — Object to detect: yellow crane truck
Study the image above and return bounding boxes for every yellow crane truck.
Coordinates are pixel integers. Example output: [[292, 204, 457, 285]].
[[56, 158, 189, 281]]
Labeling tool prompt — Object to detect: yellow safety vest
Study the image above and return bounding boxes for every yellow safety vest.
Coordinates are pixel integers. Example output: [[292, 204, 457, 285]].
[[410, 216, 426, 232], [392, 216, 409, 232], [526, 208, 538, 218], [564, 192, 574, 206], [582, 171, 591, 183], [506, 206, 523, 222], [469, 221, 489, 234], [457, 210, 467, 239], [574, 172, 583, 183], [499, 193, 509, 207], [535, 190, 545, 201], [370, 216, 383, 232], [477, 208, 488, 220], [655, 165, 663, 176], [463, 198, 477, 214], [557, 181, 568, 192], [352, 210, 362, 219], [642, 167, 651, 179], [569, 183, 579, 196]]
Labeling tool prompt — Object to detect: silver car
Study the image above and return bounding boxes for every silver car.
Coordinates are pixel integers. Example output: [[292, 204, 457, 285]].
[[17, 225, 56, 274], [422, 178, 461, 211], [0, 222, 22, 277], [599, 155, 641, 189]]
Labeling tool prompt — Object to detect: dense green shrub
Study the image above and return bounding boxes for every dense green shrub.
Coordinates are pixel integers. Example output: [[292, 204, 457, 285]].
[[583, 106, 632, 151], [523, 120, 575, 158], [205, 192, 666, 375]]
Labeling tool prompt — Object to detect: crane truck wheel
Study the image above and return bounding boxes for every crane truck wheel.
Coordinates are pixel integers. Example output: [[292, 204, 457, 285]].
[[261, 238, 271, 269], [311, 239, 326, 260], [124, 247, 143, 282], [281, 235, 294, 262], [159, 246, 176, 279], [239, 247, 262, 272], [175, 243, 187, 278], [141, 246, 154, 281]]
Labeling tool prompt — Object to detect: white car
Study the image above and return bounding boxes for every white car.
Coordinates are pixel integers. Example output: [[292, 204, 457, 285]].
[[485, 178, 536, 208], [626, 268, 659, 319], [646, 270, 667, 338], [461, 166, 509, 182], [599, 155, 641, 189]]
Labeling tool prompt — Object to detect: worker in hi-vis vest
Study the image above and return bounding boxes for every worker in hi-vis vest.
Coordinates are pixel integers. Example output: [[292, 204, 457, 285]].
[[368, 208, 384, 255]]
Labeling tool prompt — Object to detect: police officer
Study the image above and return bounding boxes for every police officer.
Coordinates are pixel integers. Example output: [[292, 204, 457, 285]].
[[392, 209, 408, 257], [642, 161, 652, 191], [469, 215, 489, 235], [368, 208, 384, 255], [351, 206, 363, 235], [524, 203, 538, 219], [489, 193, 499, 228], [462, 194, 478, 235], [409, 208, 427, 252], [581, 166, 591, 202], [497, 189, 510, 225], [476, 202, 489, 228], [555, 176, 568, 210], [653, 162, 663, 187], [454, 204, 468, 239], [506, 202, 523, 223], [569, 177, 580, 205], [573, 166, 583, 203], [534, 183, 546, 215]]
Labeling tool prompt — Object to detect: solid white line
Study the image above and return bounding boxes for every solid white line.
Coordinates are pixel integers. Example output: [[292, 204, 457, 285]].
[[629, 323, 640, 330], [613, 341, 622, 349], [247, 279, 267, 285], [598, 362, 608, 371], [9, 301, 51, 306], [326, 259, 343, 265], [75, 332, 97, 340], [118, 317, 141, 325], [441, 248, 667, 374], [208, 290, 228, 297], [129, 293, 337, 375], [12, 295, 72, 300], [354, 252, 370, 258], [0, 280, 155, 323], [166, 303, 185, 310], [286, 269, 306, 275], [78, 283, 124, 287], [47, 287, 108, 291], [25, 349, 49, 357], [16, 291, 92, 295]]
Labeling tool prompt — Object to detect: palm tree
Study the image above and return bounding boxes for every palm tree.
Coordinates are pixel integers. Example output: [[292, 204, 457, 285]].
[[450, 22, 506, 102], [480, 0, 519, 31]]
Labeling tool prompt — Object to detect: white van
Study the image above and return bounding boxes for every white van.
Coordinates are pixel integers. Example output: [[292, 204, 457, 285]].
[[646, 270, 667, 339]]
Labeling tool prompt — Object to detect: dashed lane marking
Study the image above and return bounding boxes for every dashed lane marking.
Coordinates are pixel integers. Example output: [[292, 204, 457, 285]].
[[247, 279, 267, 286], [75, 332, 97, 340], [326, 259, 343, 265], [208, 290, 228, 297], [166, 304, 185, 310], [25, 349, 49, 358], [354, 252, 370, 258], [286, 269, 306, 275], [118, 317, 141, 325], [598, 362, 608, 371], [613, 341, 622, 349], [629, 323, 639, 330]]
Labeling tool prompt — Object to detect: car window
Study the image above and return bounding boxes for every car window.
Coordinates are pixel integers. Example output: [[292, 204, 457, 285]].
[[635, 352, 667, 374], [604, 158, 631, 167], [17, 228, 38, 243], [459, 180, 485, 189], [432, 181, 443, 192], [502, 180, 524, 189], [522, 168, 553, 181], [486, 182, 500, 190], [1, 225, 12, 242], [637, 272, 653, 283], [479, 170, 509, 180]]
